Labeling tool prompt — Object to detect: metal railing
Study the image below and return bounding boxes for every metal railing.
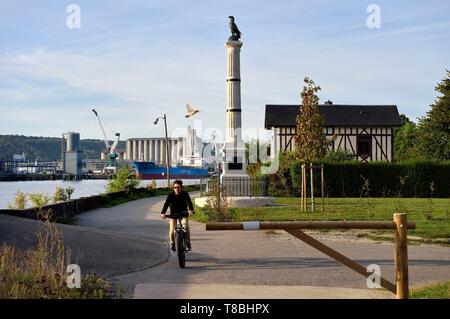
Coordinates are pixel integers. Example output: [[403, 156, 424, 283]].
[[205, 176, 268, 197]]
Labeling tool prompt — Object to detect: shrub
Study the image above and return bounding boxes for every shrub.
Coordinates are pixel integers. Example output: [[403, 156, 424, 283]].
[[52, 186, 68, 203], [65, 187, 75, 200], [204, 177, 233, 222], [6, 191, 27, 209], [323, 149, 356, 162], [105, 167, 140, 194], [269, 156, 450, 198], [28, 193, 51, 207]]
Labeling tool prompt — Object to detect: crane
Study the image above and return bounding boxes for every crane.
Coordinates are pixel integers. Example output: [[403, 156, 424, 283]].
[[92, 109, 120, 174]]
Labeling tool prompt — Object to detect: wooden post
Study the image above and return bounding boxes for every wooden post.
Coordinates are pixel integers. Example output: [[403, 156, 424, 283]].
[[321, 164, 324, 213], [310, 162, 314, 212], [300, 164, 305, 213], [303, 164, 307, 212], [394, 213, 409, 299], [300, 164, 304, 212]]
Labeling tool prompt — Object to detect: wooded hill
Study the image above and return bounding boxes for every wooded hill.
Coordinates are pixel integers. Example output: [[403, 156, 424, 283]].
[[0, 135, 126, 161]]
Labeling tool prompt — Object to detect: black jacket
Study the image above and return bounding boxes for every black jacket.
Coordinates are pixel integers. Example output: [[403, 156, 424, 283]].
[[161, 190, 194, 215]]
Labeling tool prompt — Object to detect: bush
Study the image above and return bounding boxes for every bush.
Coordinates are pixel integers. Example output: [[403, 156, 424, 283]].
[[28, 193, 51, 207], [6, 191, 27, 209], [105, 167, 140, 194], [270, 156, 450, 198], [52, 186, 68, 203], [323, 149, 356, 162], [204, 177, 233, 222], [65, 187, 75, 200]]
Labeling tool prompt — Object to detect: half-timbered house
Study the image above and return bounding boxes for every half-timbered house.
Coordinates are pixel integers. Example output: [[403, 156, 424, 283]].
[[265, 103, 402, 162]]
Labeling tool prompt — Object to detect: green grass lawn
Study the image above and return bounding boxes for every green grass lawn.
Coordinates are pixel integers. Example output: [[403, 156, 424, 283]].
[[411, 281, 450, 299], [193, 197, 450, 244], [100, 185, 200, 208]]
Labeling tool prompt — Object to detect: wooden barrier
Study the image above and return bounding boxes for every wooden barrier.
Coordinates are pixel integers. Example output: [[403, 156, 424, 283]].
[[206, 220, 416, 231], [206, 213, 414, 299]]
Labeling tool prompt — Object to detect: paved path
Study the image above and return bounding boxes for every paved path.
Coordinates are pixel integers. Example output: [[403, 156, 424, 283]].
[[74, 194, 450, 299], [0, 214, 165, 278]]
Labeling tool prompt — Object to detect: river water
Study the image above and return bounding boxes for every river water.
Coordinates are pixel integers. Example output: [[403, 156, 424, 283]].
[[0, 179, 200, 209]]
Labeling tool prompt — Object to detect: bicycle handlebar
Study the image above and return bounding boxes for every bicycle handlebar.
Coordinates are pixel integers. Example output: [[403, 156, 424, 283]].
[[164, 211, 194, 219]]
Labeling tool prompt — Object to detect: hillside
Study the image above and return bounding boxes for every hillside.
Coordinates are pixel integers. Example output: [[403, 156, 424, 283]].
[[0, 135, 126, 161]]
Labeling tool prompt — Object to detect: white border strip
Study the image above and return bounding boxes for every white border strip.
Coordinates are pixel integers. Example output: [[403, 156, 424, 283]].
[[243, 221, 260, 230]]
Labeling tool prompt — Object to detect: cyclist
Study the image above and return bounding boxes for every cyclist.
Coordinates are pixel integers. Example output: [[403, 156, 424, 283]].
[[160, 180, 194, 252]]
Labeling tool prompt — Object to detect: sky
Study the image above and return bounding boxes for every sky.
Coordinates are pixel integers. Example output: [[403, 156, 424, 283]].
[[0, 0, 449, 142]]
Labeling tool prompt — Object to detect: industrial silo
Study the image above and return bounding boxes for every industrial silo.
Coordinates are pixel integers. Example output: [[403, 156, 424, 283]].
[[66, 132, 80, 152]]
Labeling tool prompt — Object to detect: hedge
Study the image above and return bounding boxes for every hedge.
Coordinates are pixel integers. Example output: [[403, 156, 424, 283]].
[[269, 160, 450, 198]]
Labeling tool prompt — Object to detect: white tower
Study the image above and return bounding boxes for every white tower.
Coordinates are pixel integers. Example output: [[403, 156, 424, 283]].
[[222, 39, 248, 177]]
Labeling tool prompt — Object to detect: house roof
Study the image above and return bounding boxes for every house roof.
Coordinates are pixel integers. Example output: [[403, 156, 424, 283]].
[[264, 104, 403, 128]]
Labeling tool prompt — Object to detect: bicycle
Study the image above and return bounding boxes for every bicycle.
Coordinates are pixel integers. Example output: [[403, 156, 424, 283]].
[[165, 211, 193, 268]]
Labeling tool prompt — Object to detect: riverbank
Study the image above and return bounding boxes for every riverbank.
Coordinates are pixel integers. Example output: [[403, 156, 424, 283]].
[[0, 173, 107, 181], [0, 179, 202, 209], [0, 185, 200, 222]]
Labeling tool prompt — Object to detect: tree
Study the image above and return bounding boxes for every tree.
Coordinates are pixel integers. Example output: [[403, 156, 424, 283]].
[[415, 70, 450, 160], [105, 166, 140, 194], [294, 77, 327, 161], [394, 114, 417, 161]]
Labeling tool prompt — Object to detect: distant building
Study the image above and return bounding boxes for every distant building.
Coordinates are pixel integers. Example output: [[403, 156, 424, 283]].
[[265, 103, 402, 162], [62, 132, 83, 176], [125, 127, 209, 166], [101, 148, 126, 161], [125, 137, 184, 165], [13, 153, 26, 161]]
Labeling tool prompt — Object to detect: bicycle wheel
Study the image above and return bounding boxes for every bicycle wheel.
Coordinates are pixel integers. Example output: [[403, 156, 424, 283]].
[[175, 230, 186, 268]]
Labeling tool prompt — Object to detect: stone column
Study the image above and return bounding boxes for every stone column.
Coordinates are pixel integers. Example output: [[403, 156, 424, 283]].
[[156, 140, 161, 164], [150, 140, 155, 162], [137, 140, 142, 161], [132, 139, 137, 161], [222, 39, 248, 177], [143, 139, 148, 161], [171, 140, 176, 165], [160, 140, 166, 165], [126, 140, 131, 160]]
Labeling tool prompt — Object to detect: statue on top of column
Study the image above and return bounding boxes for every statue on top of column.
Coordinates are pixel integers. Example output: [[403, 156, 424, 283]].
[[228, 16, 241, 41]]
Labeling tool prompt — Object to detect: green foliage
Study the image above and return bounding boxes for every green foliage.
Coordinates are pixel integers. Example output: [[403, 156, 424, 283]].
[[411, 281, 450, 299], [105, 167, 140, 194], [28, 193, 51, 207], [52, 187, 68, 203], [394, 121, 418, 161], [0, 135, 126, 161], [266, 151, 297, 196], [323, 149, 356, 162], [204, 177, 233, 222], [65, 187, 75, 200], [270, 155, 450, 198], [52, 186, 75, 203], [415, 70, 450, 160], [247, 162, 263, 177], [6, 191, 27, 209], [295, 77, 327, 161], [245, 139, 270, 164]]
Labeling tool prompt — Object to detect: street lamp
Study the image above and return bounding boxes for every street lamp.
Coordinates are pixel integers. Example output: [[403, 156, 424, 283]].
[[154, 114, 170, 188]]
